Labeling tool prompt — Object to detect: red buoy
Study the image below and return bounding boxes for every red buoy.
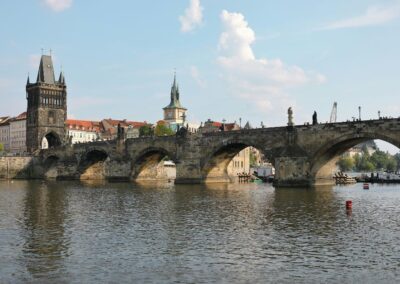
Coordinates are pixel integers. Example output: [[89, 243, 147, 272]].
[[346, 200, 352, 209]]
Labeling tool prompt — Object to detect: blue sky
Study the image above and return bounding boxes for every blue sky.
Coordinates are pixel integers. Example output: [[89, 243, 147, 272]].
[[0, 0, 399, 152]]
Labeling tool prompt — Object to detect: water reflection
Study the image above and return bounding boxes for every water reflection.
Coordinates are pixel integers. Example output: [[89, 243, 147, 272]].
[[0, 180, 399, 283], [21, 181, 70, 280]]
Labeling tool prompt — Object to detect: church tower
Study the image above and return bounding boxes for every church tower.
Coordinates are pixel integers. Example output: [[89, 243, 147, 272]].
[[26, 54, 67, 153], [163, 73, 187, 125]]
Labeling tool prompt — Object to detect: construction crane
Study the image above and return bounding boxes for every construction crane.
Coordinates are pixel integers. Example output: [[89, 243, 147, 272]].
[[330, 102, 337, 123]]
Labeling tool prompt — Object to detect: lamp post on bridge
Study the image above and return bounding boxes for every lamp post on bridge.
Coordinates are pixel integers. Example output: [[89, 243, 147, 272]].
[[358, 106, 361, 121]]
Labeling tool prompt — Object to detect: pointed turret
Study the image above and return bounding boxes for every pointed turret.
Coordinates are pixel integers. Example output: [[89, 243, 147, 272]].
[[164, 73, 184, 109], [26, 74, 30, 85], [36, 55, 56, 84], [58, 71, 65, 85]]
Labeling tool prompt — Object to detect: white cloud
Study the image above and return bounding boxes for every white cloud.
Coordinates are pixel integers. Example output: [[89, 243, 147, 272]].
[[217, 10, 324, 119], [319, 4, 400, 30], [179, 0, 203, 32], [43, 0, 73, 12]]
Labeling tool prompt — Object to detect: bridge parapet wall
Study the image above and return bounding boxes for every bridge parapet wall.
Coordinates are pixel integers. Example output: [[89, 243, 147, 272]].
[[6, 118, 398, 186]]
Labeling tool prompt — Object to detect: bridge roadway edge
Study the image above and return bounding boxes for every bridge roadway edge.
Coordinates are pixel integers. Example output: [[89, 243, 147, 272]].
[[1, 118, 398, 188]]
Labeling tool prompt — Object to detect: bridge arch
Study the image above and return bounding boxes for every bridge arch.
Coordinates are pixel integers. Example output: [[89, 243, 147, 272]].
[[131, 147, 176, 182], [201, 139, 272, 183], [42, 131, 62, 149], [78, 148, 109, 180], [310, 132, 400, 185]]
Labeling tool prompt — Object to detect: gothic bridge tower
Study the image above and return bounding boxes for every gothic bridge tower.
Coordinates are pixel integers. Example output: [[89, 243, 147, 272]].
[[26, 55, 67, 153]]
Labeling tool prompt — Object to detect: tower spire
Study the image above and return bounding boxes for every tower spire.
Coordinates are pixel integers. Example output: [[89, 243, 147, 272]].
[[58, 65, 65, 85]]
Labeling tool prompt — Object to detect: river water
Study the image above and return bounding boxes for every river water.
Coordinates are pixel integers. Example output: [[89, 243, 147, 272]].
[[1, 180, 400, 283]]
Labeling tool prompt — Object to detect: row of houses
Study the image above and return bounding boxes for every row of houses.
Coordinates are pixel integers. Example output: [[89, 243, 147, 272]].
[[0, 113, 151, 154]]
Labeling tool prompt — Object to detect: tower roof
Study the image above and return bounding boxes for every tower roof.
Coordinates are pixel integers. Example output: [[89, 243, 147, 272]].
[[36, 55, 56, 84], [163, 73, 186, 109]]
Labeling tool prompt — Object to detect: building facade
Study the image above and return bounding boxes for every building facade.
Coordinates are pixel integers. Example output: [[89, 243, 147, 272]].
[[101, 119, 148, 140], [227, 147, 251, 176], [0, 117, 10, 152], [26, 54, 67, 152], [9, 112, 27, 154], [66, 119, 101, 144]]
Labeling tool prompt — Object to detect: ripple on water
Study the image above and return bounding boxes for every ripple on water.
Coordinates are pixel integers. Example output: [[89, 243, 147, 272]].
[[0, 181, 400, 283]]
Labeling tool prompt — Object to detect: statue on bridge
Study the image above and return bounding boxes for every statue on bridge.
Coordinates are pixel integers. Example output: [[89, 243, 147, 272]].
[[117, 123, 125, 140], [312, 111, 318, 125], [287, 107, 294, 126]]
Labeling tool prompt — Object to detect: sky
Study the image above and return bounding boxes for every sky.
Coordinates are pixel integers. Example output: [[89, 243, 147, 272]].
[[0, 0, 399, 152]]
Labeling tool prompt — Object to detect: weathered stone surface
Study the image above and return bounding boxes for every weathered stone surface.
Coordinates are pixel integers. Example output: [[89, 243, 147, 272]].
[[0, 157, 39, 179], [2, 118, 399, 187]]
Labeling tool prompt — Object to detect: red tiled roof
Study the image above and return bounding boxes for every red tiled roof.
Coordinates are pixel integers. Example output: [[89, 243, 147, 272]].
[[223, 123, 239, 131], [204, 121, 239, 131], [13, 112, 27, 121], [103, 118, 149, 128], [66, 119, 102, 133]]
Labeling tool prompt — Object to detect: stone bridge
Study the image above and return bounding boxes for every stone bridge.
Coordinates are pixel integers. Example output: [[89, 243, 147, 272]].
[[38, 118, 400, 187]]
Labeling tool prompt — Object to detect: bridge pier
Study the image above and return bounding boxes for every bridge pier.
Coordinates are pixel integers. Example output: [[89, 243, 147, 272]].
[[27, 118, 400, 188], [273, 156, 312, 188]]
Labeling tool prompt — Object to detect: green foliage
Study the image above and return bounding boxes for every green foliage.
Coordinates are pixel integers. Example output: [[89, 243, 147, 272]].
[[370, 150, 389, 170], [394, 153, 400, 171], [139, 125, 154, 137], [337, 149, 398, 172], [337, 156, 354, 171], [0, 143, 3, 152], [386, 158, 397, 172], [154, 124, 174, 136], [249, 150, 258, 166]]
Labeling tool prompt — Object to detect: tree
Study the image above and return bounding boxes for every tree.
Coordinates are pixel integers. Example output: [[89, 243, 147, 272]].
[[249, 150, 258, 166], [353, 154, 361, 170], [386, 158, 397, 172], [0, 143, 3, 153], [394, 153, 400, 172], [337, 156, 354, 171], [370, 150, 388, 170], [154, 124, 174, 136], [358, 154, 375, 171], [139, 125, 154, 137]]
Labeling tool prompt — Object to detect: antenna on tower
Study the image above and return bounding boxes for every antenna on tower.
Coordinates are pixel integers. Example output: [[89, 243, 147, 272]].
[[330, 102, 337, 123]]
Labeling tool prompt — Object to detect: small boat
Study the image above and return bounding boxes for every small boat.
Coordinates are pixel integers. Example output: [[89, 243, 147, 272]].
[[363, 183, 370, 190]]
